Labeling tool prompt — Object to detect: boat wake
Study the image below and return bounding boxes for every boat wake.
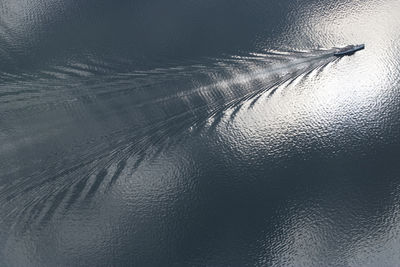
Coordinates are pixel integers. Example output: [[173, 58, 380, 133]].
[[0, 48, 337, 233]]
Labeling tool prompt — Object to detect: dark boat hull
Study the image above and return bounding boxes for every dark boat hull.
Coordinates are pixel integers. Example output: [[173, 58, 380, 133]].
[[334, 44, 365, 56]]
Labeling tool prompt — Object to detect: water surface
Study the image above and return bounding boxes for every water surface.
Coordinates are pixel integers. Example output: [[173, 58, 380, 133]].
[[1, 0, 400, 266]]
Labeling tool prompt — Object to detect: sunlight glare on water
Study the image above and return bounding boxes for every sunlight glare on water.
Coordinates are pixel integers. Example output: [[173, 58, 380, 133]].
[[0, 0, 400, 266]]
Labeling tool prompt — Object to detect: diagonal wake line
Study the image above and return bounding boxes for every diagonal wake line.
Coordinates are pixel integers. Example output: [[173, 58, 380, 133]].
[[0, 50, 337, 229], [0, 53, 334, 199]]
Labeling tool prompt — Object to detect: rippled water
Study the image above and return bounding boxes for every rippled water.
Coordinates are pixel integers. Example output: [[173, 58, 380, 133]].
[[1, 0, 400, 266]]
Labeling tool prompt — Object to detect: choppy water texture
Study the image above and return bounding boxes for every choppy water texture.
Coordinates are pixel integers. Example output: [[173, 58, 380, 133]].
[[1, 0, 400, 266]]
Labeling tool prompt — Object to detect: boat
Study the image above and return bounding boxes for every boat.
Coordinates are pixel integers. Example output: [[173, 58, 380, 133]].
[[334, 44, 365, 57]]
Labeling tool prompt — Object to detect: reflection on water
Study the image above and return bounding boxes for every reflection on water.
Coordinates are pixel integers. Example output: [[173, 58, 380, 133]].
[[1, 0, 400, 266]]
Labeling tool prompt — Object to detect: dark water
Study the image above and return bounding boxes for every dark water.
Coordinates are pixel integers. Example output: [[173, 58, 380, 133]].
[[1, 0, 400, 266]]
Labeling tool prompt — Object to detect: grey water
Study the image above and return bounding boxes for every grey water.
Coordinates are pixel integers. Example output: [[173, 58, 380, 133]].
[[1, 0, 400, 266]]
